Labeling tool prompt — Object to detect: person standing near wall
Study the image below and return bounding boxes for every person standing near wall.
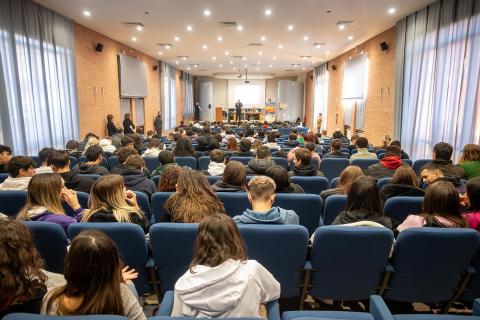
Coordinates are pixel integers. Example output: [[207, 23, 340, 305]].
[[106, 114, 117, 137], [123, 113, 135, 134], [194, 102, 203, 122], [316, 113, 323, 134], [154, 111, 162, 135], [235, 99, 243, 124]]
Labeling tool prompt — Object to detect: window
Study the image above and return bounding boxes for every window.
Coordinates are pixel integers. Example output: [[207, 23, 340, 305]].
[[342, 55, 369, 131]]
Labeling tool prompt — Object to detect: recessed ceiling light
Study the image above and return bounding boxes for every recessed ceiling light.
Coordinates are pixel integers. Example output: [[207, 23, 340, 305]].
[[186, 25, 193, 32], [326, 51, 331, 55], [229, 60, 233, 64], [257, 61, 261, 64], [182, 56, 187, 60], [212, 56, 217, 60], [132, 37, 137, 41], [303, 36, 309, 41], [273, 56, 277, 60], [175, 61, 179, 64], [217, 36, 223, 42], [256, 67, 260, 71], [269, 64, 272, 68], [83, 10, 91, 17], [203, 44, 208, 49], [302, 56, 307, 60], [287, 25, 294, 31], [174, 36, 180, 42], [233, 67, 237, 70], [302, 67, 306, 70], [338, 25, 345, 30], [315, 44, 321, 49], [158, 51, 163, 55], [242, 56, 247, 60], [278, 44, 283, 49], [237, 25, 243, 31], [311, 61, 315, 64], [265, 9, 272, 16], [225, 51, 229, 55], [260, 36, 266, 41], [348, 36, 353, 40], [204, 9, 211, 16], [388, 8, 396, 14], [136, 25, 143, 31], [194, 64, 199, 67], [244, 64, 248, 67], [258, 51, 263, 56], [187, 67, 191, 70], [165, 45, 171, 49], [219, 64, 223, 67]]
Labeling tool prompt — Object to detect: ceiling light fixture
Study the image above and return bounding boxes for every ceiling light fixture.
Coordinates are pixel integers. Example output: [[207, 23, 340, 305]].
[[186, 25, 193, 32], [278, 44, 283, 49], [83, 10, 91, 17], [303, 36, 309, 41], [229, 60, 233, 64], [269, 64, 272, 68], [326, 51, 330, 55], [175, 61, 179, 64], [219, 64, 223, 67], [302, 67, 306, 70], [315, 44, 321, 48], [258, 51, 263, 56], [158, 51, 163, 55], [194, 64, 199, 67], [244, 64, 248, 68], [237, 25, 243, 31], [265, 9, 272, 16], [136, 26, 143, 31], [132, 37, 137, 41], [174, 36, 180, 42], [273, 56, 277, 60], [242, 56, 247, 60], [388, 8, 396, 14], [187, 67, 191, 70], [233, 67, 237, 70], [225, 51, 229, 55], [338, 24, 345, 30], [348, 36, 353, 40], [182, 56, 187, 60], [212, 56, 217, 60], [203, 44, 208, 49], [203, 9, 211, 16], [165, 45, 171, 49], [260, 36, 266, 41], [217, 36, 223, 41], [256, 67, 260, 71], [257, 61, 261, 64], [287, 25, 294, 31]]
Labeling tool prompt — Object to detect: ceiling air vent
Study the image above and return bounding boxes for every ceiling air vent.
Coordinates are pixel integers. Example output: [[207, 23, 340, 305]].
[[199, 69, 208, 72], [284, 69, 295, 72], [248, 43, 263, 47], [233, 56, 244, 59], [335, 20, 355, 26], [219, 22, 237, 27], [157, 43, 173, 47], [123, 22, 145, 27]]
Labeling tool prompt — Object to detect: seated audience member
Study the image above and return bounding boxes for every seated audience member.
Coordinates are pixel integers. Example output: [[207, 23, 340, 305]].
[[120, 155, 156, 199], [128, 133, 144, 153], [463, 177, 480, 230], [0, 156, 35, 191], [36, 147, 54, 174], [172, 214, 280, 318], [380, 166, 424, 202], [48, 151, 94, 193], [163, 170, 225, 222], [390, 140, 410, 159], [289, 148, 323, 177], [332, 176, 394, 229], [287, 142, 321, 168], [350, 137, 377, 160], [349, 134, 360, 152], [173, 136, 195, 157], [263, 132, 281, 150], [65, 140, 82, 159], [72, 145, 109, 176], [364, 145, 405, 178], [212, 161, 246, 192], [420, 162, 466, 198], [158, 165, 181, 192], [204, 149, 226, 176], [111, 128, 124, 148], [284, 133, 300, 147], [320, 129, 330, 140], [397, 181, 467, 232], [0, 145, 12, 173], [422, 142, 464, 178], [78, 132, 99, 152], [222, 129, 237, 144], [121, 136, 134, 149], [224, 137, 238, 152], [84, 137, 99, 151], [245, 146, 276, 175], [81, 175, 149, 233], [152, 150, 176, 176], [99, 138, 116, 153], [458, 144, 480, 180], [235, 138, 253, 157], [142, 138, 162, 158], [320, 165, 363, 200], [42, 230, 145, 319], [266, 165, 305, 193], [233, 176, 299, 225], [323, 139, 349, 159], [375, 134, 392, 150], [16, 173, 85, 232], [244, 128, 256, 144]]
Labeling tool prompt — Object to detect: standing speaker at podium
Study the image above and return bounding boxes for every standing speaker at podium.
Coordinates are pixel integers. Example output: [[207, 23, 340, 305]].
[[235, 99, 243, 124], [194, 102, 204, 121]]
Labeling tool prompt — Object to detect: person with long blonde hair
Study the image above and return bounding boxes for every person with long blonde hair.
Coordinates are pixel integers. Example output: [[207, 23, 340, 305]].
[[16, 173, 85, 233], [81, 175, 149, 233], [162, 170, 225, 222], [320, 166, 364, 200]]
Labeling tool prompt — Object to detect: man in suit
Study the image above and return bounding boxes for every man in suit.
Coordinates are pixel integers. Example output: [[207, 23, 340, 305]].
[[235, 99, 243, 124]]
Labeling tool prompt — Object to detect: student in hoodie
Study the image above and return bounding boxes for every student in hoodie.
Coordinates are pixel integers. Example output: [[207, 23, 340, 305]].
[[320, 165, 363, 200], [106, 114, 118, 137], [71, 145, 109, 176], [380, 166, 424, 202], [332, 176, 395, 229], [81, 175, 149, 233], [421, 142, 464, 178], [397, 181, 467, 232], [323, 139, 349, 159], [141, 138, 162, 158], [235, 139, 253, 157], [99, 138, 116, 153], [463, 177, 480, 230], [158, 165, 181, 192], [111, 147, 150, 177], [172, 213, 280, 318], [203, 149, 226, 176], [163, 170, 225, 223], [389, 140, 410, 159], [458, 144, 480, 180], [0, 145, 12, 173], [350, 137, 377, 160], [364, 145, 406, 179], [0, 156, 36, 191], [120, 155, 156, 199], [212, 161, 246, 192], [265, 165, 304, 193], [245, 146, 276, 175], [420, 162, 467, 207], [16, 173, 85, 232], [36, 147, 54, 174], [48, 151, 94, 193], [289, 148, 324, 177], [233, 176, 299, 225], [152, 150, 176, 177], [284, 133, 300, 147]]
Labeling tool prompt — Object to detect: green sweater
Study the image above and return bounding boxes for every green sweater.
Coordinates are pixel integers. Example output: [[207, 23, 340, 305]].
[[151, 163, 176, 177], [458, 161, 480, 180]]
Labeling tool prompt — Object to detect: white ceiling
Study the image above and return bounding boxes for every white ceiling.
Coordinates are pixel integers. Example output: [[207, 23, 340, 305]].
[[36, 0, 434, 77]]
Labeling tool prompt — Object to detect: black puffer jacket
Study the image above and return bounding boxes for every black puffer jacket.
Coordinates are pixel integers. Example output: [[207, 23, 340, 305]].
[[380, 184, 425, 202], [85, 210, 150, 234], [72, 162, 109, 176], [119, 167, 157, 199], [245, 158, 276, 175], [289, 165, 324, 177], [211, 181, 244, 192], [332, 210, 395, 230], [59, 172, 94, 193]]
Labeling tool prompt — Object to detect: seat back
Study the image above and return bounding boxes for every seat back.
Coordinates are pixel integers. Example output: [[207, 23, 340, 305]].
[[174, 156, 197, 169], [291, 176, 329, 195], [151, 175, 160, 186], [319, 159, 350, 182], [310, 226, 394, 300], [63, 191, 89, 217], [351, 159, 380, 171], [239, 224, 309, 298], [24, 221, 68, 273], [134, 191, 151, 222], [30, 156, 42, 168], [216, 192, 250, 217], [150, 223, 198, 292], [198, 156, 210, 171], [0, 190, 27, 216], [413, 159, 431, 175], [383, 196, 424, 223], [69, 156, 79, 168], [330, 177, 340, 188], [375, 149, 386, 156], [143, 156, 160, 173], [207, 175, 222, 185], [107, 156, 121, 170], [403, 159, 413, 167], [77, 174, 101, 180], [152, 192, 174, 222], [67, 223, 150, 294], [0, 173, 9, 183], [384, 228, 479, 303], [377, 178, 392, 190], [3, 314, 127, 320], [78, 156, 108, 169], [323, 195, 348, 225], [272, 157, 288, 169], [229, 156, 252, 165], [462, 246, 480, 302]]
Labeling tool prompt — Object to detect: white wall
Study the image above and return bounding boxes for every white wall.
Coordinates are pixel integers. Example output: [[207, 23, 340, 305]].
[[227, 79, 266, 108]]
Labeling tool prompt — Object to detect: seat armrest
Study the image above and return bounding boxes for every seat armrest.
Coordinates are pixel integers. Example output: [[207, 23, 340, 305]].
[[370, 295, 395, 320], [474, 298, 480, 316], [267, 300, 281, 320], [157, 290, 174, 316]]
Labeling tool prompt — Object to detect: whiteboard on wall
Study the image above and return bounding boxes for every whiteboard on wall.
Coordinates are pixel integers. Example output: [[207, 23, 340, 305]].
[[227, 79, 266, 108]]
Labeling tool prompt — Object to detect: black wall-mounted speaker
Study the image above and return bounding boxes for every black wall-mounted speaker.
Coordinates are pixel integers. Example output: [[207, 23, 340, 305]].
[[332, 64, 337, 71], [95, 43, 104, 53], [380, 41, 389, 51], [153, 65, 159, 71]]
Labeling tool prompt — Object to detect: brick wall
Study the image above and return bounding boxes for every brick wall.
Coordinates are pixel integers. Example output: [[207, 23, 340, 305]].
[[75, 23, 163, 138]]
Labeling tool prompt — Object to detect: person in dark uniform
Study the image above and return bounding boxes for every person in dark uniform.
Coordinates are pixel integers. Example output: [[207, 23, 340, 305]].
[[235, 99, 243, 124], [154, 111, 162, 135], [194, 102, 203, 122], [123, 113, 135, 134], [106, 114, 117, 137]]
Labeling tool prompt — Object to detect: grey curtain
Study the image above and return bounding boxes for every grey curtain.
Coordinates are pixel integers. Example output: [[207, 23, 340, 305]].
[[342, 54, 369, 129], [182, 72, 194, 118], [395, 0, 480, 160], [161, 62, 176, 130], [0, 0, 78, 155], [313, 63, 328, 131]]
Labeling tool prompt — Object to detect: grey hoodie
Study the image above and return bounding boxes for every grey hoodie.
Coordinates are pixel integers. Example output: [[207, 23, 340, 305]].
[[233, 207, 299, 225], [0, 176, 31, 191]]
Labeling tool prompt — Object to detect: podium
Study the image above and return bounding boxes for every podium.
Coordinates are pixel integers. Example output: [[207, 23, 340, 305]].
[[215, 107, 223, 122]]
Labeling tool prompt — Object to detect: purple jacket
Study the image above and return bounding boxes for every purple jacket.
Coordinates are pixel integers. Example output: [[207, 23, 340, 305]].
[[30, 208, 84, 233]]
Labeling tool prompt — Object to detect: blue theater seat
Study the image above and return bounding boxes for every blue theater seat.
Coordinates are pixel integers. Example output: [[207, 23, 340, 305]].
[[351, 158, 380, 171], [383, 196, 424, 223], [290, 176, 329, 195], [143, 156, 160, 173], [197, 156, 210, 171], [323, 195, 348, 225], [174, 156, 197, 169], [413, 159, 431, 175], [319, 159, 350, 182], [0, 190, 27, 216]]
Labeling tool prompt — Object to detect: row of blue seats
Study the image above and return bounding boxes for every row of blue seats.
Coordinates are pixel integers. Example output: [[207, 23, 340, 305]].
[[8, 294, 480, 319], [21, 221, 480, 312], [0, 189, 423, 234]]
